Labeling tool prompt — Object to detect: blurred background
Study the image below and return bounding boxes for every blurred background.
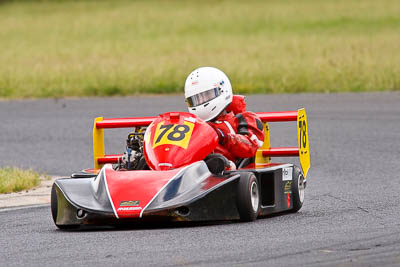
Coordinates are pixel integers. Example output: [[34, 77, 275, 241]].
[[0, 0, 399, 98]]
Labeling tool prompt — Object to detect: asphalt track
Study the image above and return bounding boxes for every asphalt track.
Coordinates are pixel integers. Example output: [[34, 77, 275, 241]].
[[1, 92, 400, 266]]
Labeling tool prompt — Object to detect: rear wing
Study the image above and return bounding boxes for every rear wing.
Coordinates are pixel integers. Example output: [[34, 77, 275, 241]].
[[92, 116, 157, 170], [255, 109, 310, 178], [92, 109, 310, 177]]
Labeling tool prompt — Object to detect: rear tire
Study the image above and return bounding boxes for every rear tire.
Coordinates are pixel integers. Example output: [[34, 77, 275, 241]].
[[291, 166, 305, 213], [236, 172, 260, 221]]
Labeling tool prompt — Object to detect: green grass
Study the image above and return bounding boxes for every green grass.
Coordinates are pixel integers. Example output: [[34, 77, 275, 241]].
[[0, 0, 399, 98], [0, 167, 42, 194]]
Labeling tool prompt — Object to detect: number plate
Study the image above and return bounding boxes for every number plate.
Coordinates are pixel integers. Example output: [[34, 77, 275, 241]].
[[297, 109, 310, 177], [153, 121, 195, 149]]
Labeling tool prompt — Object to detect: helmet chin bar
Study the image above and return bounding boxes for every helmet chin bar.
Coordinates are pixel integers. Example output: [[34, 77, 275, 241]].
[[189, 99, 234, 122], [207, 102, 232, 121]]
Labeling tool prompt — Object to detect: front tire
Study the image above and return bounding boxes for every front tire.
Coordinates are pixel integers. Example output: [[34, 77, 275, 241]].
[[51, 184, 58, 224], [291, 166, 305, 212], [236, 172, 260, 221], [51, 184, 79, 230]]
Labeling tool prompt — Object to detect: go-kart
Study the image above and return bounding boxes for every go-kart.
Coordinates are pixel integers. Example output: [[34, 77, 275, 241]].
[[51, 99, 310, 229]]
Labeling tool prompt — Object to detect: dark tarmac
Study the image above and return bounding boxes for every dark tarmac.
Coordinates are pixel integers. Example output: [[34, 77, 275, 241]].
[[1, 92, 400, 266]]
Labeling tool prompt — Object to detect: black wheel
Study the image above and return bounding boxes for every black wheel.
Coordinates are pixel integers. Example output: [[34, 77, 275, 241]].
[[51, 184, 79, 230], [236, 172, 260, 221], [51, 184, 58, 223], [291, 166, 305, 213]]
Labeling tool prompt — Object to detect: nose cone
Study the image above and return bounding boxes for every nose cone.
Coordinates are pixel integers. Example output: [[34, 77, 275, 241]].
[[144, 112, 219, 170]]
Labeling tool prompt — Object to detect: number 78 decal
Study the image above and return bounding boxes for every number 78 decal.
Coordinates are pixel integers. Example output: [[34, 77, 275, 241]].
[[153, 121, 195, 149], [297, 108, 310, 178]]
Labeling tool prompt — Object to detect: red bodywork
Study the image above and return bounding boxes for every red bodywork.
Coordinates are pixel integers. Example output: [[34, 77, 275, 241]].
[[102, 112, 219, 219], [143, 112, 219, 170], [103, 164, 182, 218], [103, 164, 230, 219]]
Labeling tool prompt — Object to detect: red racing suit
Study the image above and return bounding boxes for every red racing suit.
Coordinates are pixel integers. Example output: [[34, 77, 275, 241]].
[[208, 110, 265, 162]]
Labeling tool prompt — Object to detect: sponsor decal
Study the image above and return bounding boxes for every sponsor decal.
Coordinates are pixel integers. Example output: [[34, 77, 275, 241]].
[[284, 181, 292, 193], [287, 193, 291, 208], [120, 200, 140, 206], [282, 167, 293, 181], [117, 207, 142, 211]]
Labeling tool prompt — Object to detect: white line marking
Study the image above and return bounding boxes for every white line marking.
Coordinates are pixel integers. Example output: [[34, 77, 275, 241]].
[[102, 165, 119, 219], [0, 204, 49, 213]]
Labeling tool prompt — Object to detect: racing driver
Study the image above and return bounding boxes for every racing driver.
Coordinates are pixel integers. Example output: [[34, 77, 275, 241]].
[[184, 67, 265, 170]]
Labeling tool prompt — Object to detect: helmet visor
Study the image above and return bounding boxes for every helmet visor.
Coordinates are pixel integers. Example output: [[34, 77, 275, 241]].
[[186, 87, 221, 108]]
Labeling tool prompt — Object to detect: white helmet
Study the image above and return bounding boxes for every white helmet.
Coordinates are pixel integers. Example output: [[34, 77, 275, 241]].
[[184, 67, 233, 121]]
